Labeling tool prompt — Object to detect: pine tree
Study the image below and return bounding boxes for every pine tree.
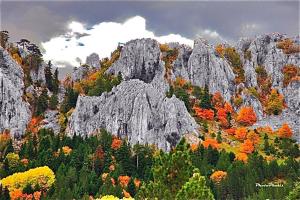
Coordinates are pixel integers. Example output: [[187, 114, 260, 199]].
[[53, 68, 59, 94], [49, 94, 58, 110], [216, 150, 231, 171], [200, 85, 212, 109], [35, 87, 49, 116], [217, 131, 222, 143], [45, 61, 54, 92]]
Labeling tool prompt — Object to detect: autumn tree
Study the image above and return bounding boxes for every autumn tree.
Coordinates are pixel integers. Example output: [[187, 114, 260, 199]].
[[210, 170, 227, 184], [193, 106, 214, 121], [234, 127, 248, 141], [202, 138, 220, 149], [236, 106, 257, 126], [235, 152, 248, 163], [265, 89, 285, 115], [240, 139, 255, 154], [277, 123, 293, 138]]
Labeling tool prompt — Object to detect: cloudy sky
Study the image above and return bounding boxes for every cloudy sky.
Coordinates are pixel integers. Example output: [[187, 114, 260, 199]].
[[1, 1, 299, 71]]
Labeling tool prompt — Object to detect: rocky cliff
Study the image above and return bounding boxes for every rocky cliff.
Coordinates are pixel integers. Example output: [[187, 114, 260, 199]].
[[68, 39, 199, 150], [0, 47, 31, 138]]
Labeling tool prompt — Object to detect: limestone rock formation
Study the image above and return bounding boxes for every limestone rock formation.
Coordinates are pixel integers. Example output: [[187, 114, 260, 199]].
[[0, 47, 31, 137], [67, 80, 199, 151], [86, 53, 100, 69], [41, 110, 61, 134], [106, 38, 161, 83], [68, 39, 199, 150], [30, 63, 46, 84], [186, 38, 235, 101], [72, 65, 90, 81]]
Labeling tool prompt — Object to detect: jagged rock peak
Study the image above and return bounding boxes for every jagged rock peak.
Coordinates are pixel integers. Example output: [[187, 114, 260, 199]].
[[0, 47, 31, 137], [85, 53, 100, 68], [106, 38, 161, 83], [186, 37, 235, 101], [67, 79, 199, 151]]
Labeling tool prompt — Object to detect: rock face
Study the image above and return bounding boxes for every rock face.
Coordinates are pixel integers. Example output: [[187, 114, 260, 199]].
[[72, 65, 90, 81], [41, 110, 61, 134], [30, 63, 46, 84], [240, 33, 300, 88], [172, 38, 235, 101], [253, 80, 300, 142], [168, 42, 192, 81], [68, 39, 199, 150], [106, 38, 161, 83], [86, 53, 100, 69], [0, 47, 31, 137], [239, 33, 300, 139], [68, 79, 199, 151]]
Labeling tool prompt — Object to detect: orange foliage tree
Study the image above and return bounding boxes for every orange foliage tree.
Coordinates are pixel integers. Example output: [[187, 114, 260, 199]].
[[234, 127, 248, 141], [282, 64, 299, 87], [240, 139, 255, 154], [225, 128, 236, 136], [236, 106, 257, 126], [27, 116, 43, 134], [118, 175, 131, 188], [210, 170, 227, 183], [277, 123, 293, 138], [235, 152, 248, 163], [215, 44, 225, 58], [246, 130, 260, 145], [111, 137, 122, 150], [212, 92, 224, 109], [202, 138, 220, 149], [193, 106, 214, 121]]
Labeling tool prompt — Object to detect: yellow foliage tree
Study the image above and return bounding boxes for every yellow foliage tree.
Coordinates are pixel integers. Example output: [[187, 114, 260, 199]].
[[0, 166, 55, 193], [210, 170, 227, 183], [265, 89, 285, 115]]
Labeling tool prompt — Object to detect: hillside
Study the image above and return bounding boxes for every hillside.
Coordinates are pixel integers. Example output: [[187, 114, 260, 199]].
[[0, 30, 300, 199]]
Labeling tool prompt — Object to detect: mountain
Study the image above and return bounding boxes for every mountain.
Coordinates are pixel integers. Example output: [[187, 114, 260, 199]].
[[0, 33, 299, 150]]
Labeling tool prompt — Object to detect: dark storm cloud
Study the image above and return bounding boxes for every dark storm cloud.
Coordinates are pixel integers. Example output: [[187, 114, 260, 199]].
[[1, 1, 299, 45]]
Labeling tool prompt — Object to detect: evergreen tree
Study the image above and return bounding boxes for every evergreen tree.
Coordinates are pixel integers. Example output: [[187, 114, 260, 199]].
[[216, 131, 222, 143], [45, 61, 54, 91], [53, 68, 59, 94], [200, 85, 212, 109], [60, 87, 78, 113], [0, 186, 10, 200], [35, 87, 49, 116], [216, 150, 231, 171], [49, 94, 58, 110]]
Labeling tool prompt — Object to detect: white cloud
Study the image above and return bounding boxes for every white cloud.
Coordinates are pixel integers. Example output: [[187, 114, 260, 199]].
[[42, 16, 194, 67], [196, 29, 227, 44]]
